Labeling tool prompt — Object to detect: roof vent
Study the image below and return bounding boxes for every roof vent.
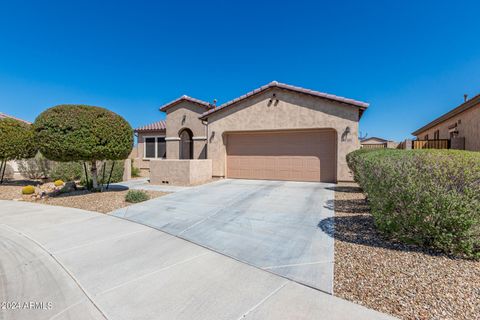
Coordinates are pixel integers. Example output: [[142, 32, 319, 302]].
[[464, 94, 468, 102]]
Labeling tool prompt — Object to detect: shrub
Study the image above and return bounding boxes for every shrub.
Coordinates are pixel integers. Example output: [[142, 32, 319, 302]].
[[1, 163, 14, 181], [34, 105, 133, 189], [131, 162, 141, 178], [0, 118, 37, 161], [50, 162, 83, 181], [17, 153, 54, 179], [125, 190, 149, 203], [347, 149, 480, 259], [54, 179, 64, 186], [22, 185, 35, 195], [79, 160, 124, 187], [0, 118, 37, 182]]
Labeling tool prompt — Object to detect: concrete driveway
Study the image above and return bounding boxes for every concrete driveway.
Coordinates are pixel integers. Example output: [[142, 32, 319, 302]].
[[0, 200, 395, 320], [111, 179, 335, 293]]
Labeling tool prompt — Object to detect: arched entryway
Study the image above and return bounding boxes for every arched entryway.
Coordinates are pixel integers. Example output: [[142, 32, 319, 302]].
[[179, 128, 193, 159]]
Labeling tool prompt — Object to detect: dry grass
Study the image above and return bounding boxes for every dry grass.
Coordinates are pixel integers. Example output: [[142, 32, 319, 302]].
[[333, 182, 480, 320], [0, 182, 166, 213]]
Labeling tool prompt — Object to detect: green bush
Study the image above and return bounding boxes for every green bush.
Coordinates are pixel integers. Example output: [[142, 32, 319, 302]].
[[0, 118, 37, 162], [125, 190, 149, 203], [131, 161, 141, 178], [17, 152, 54, 179], [347, 149, 480, 259], [33, 105, 133, 189], [50, 162, 83, 181]]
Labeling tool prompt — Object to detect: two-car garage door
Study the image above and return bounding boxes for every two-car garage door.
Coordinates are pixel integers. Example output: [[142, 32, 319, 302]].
[[226, 130, 336, 183]]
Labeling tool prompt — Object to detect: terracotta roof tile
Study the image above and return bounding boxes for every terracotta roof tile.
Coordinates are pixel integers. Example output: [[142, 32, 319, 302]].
[[200, 81, 369, 119], [135, 120, 166, 132], [159, 95, 213, 112], [0, 112, 31, 124]]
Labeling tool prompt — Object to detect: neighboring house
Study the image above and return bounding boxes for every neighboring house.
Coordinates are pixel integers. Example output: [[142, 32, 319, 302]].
[[360, 137, 398, 149], [0, 112, 32, 179], [133, 81, 369, 183], [412, 94, 480, 151]]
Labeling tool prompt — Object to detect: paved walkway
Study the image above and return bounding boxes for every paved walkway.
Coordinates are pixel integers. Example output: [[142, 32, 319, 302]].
[[112, 179, 335, 293], [0, 201, 396, 320], [110, 178, 189, 193]]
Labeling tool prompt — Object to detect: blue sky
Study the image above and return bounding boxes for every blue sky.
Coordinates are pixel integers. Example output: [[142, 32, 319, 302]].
[[1, 0, 479, 141]]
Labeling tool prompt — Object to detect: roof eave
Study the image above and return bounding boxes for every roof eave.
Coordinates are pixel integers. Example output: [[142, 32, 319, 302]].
[[159, 96, 212, 112], [200, 83, 369, 120], [134, 128, 166, 133], [0, 112, 32, 124], [412, 94, 480, 136]]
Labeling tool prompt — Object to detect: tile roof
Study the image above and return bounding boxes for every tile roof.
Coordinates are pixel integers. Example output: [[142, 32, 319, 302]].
[[159, 95, 213, 112], [200, 81, 369, 119], [135, 120, 166, 132], [0, 112, 31, 124], [412, 93, 480, 136]]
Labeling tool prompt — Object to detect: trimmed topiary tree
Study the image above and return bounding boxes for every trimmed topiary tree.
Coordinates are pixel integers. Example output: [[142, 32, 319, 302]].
[[0, 118, 37, 183], [33, 105, 133, 190]]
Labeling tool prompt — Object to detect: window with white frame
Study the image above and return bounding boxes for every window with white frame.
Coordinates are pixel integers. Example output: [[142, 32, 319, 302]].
[[144, 137, 166, 159]]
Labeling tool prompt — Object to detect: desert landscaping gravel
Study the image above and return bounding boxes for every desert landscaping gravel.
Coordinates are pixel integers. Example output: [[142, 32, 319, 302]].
[[333, 182, 480, 320], [0, 182, 166, 213]]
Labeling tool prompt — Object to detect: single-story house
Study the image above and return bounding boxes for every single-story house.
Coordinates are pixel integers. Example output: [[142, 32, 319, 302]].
[[360, 137, 398, 149], [412, 93, 480, 151], [133, 81, 369, 183], [0, 112, 32, 179]]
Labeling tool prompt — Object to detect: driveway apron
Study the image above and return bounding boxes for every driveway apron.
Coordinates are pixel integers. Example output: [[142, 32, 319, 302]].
[[112, 179, 335, 293]]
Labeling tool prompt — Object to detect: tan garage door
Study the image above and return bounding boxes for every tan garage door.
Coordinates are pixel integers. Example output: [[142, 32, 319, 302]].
[[226, 130, 336, 182]]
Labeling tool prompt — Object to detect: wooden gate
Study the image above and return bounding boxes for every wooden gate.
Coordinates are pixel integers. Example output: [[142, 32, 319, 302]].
[[412, 139, 449, 149]]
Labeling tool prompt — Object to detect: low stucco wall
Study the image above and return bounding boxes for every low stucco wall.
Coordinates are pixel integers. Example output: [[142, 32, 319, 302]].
[[150, 159, 212, 185]]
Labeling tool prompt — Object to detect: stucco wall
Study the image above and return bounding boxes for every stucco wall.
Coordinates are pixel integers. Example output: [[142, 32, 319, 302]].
[[150, 159, 212, 185], [205, 88, 361, 181], [133, 130, 165, 175], [414, 103, 480, 151], [164, 102, 207, 159]]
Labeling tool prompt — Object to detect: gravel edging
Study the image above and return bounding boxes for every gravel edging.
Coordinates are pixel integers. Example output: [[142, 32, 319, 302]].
[[333, 182, 480, 320], [0, 184, 167, 213]]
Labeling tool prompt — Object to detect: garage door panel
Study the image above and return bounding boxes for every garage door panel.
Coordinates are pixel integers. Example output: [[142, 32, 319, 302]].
[[226, 131, 336, 182]]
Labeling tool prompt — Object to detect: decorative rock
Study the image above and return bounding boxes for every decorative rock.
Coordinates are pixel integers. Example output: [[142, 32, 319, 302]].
[[60, 181, 77, 194]]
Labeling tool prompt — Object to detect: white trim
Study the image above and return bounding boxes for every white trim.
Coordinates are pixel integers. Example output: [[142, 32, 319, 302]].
[[165, 137, 181, 141], [192, 136, 207, 141], [143, 136, 166, 159]]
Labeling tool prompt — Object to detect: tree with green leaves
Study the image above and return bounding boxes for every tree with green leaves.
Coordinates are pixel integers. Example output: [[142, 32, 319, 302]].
[[33, 105, 133, 190], [0, 118, 37, 183]]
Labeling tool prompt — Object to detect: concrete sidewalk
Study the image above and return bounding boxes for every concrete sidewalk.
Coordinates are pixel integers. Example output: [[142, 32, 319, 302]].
[[0, 201, 396, 320]]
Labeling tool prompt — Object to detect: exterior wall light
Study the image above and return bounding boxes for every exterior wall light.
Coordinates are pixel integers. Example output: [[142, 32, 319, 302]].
[[342, 126, 351, 142]]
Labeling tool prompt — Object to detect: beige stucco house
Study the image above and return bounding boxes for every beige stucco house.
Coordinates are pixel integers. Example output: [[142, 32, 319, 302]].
[[360, 137, 398, 149], [133, 81, 368, 183], [412, 93, 480, 151]]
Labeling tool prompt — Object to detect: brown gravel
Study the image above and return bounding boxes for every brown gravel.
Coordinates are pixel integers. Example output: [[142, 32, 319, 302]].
[[333, 182, 480, 320], [0, 183, 167, 213], [0, 180, 41, 200]]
